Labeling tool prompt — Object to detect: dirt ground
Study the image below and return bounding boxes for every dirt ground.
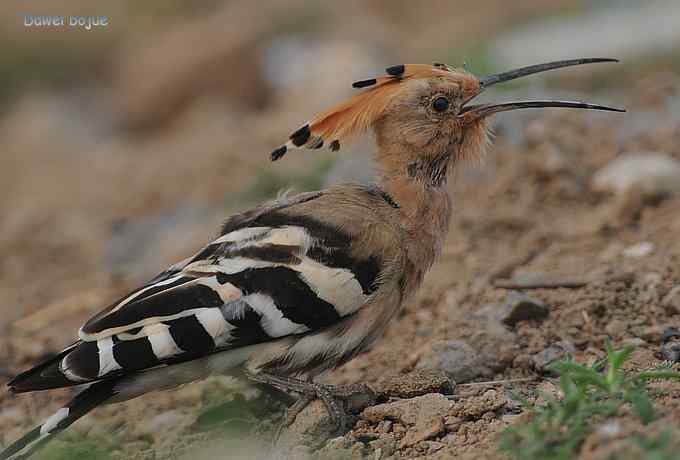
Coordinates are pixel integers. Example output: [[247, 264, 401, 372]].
[[1, 2, 680, 460]]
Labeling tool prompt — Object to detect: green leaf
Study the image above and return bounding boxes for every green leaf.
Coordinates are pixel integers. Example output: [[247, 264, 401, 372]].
[[590, 357, 608, 372], [633, 370, 680, 383], [609, 345, 635, 372], [550, 362, 607, 390], [628, 390, 655, 424]]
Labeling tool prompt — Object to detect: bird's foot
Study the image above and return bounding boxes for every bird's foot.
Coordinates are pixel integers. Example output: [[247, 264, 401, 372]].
[[272, 392, 315, 442], [246, 370, 377, 435]]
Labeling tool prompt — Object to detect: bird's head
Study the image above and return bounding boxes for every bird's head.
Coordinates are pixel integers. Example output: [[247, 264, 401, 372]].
[[271, 58, 624, 184]]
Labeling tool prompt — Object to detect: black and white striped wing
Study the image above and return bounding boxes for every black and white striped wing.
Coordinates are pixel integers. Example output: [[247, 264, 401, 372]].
[[10, 210, 381, 392]]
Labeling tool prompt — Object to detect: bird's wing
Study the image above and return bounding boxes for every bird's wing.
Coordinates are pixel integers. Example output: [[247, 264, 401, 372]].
[[9, 190, 385, 391]]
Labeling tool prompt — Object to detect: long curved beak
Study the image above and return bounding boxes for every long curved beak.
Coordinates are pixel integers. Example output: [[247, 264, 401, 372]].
[[460, 58, 625, 120], [461, 100, 625, 118], [478, 58, 618, 88]]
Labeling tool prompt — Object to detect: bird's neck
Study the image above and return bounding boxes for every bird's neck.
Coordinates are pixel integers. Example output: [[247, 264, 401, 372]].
[[377, 151, 453, 280]]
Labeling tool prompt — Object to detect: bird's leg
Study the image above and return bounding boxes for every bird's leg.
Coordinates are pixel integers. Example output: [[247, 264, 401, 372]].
[[245, 369, 376, 434], [273, 392, 315, 442]]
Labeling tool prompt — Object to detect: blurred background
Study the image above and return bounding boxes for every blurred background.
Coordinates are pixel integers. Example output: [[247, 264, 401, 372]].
[[1, 1, 680, 459]]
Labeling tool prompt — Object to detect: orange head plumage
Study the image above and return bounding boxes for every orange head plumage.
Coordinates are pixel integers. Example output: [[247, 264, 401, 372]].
[[270, 59, 624, 169]]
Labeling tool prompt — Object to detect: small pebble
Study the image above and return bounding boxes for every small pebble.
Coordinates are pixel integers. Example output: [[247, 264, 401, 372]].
[[622, 241, 655, 258], [369, 435, 396, 458], [597, 420, 622, 438], [378, 420, 393, 433], [592, 151, 680, 199], [373, 370, 454, 399], [423, 440, 446, 453], [661, 328, 680, 362], [501, 292, 549, 326], [416, 340, 490, 383], [532, 342, 573, 372], [399, 417, 445, 448]]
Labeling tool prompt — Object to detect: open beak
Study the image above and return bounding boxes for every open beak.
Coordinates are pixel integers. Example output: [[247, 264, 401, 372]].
[[460, 58, 625, 120]]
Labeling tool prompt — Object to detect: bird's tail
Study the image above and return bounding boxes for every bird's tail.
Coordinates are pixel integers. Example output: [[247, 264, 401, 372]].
[[0, 379, 118, 460]]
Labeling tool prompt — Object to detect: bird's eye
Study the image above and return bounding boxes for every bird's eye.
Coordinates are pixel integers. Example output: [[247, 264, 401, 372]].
[[432, 96, 450, 113]]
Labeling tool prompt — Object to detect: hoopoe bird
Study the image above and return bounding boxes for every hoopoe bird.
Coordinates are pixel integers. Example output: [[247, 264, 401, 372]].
[[1, 58, 623, 459]]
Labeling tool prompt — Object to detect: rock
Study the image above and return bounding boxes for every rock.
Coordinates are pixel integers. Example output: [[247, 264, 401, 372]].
[[443, 415, 463, 432], [622, 337, 647, 348], [422, 440, 446, 454], [592, 152, 680, 200], [641, 272, 663, 288], [449, 389, 507, 419], [362, 394, 451, 451], [500, 292, 549, 326], [532, 342, 574, 373], [362, 393, 452, 425], [663, 286, 680, 315], [276, 400, 335, 452], [377, 420, 393, 433], [416, 340, 491, 383], [368, 435, 397, 458], [362, 393, 451, 424], [637, 325, 669, 342], [622, 241, 655, 258], [469, 304, 522, 372], [661, 328, 680, 362], [597, 420, 623, 438], [399, 417, 445, 448], [372, 370, 455, 400], [661, 340, 680, 363], [469, 330, 520, 373]]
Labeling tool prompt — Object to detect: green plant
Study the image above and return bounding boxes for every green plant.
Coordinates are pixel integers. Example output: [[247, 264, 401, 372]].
[[500, 344, 680, 460]]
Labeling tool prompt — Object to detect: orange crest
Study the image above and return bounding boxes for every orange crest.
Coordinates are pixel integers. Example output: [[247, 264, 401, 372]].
[[270, 64, 457, 161]]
